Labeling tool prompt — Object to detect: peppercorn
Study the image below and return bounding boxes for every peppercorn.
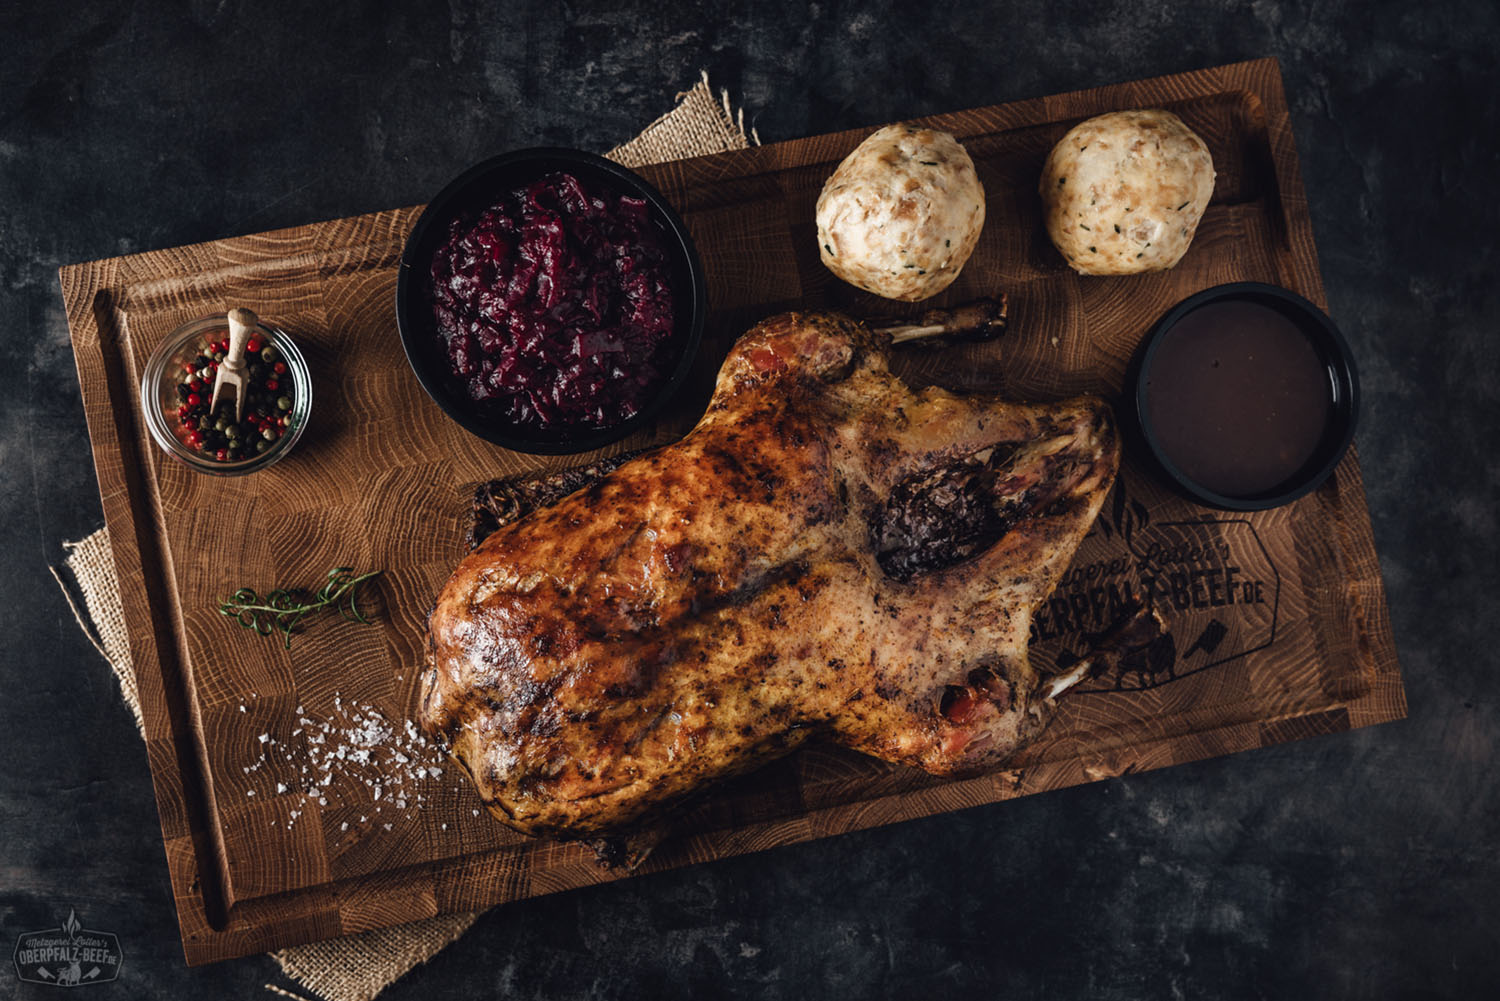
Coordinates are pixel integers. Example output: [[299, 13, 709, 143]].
[[172, 328, 295, 463]]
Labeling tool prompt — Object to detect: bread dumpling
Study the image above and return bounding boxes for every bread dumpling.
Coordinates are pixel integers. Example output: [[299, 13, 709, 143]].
[[1039, 109, 1215, 276], [816, 124, 985, 302]]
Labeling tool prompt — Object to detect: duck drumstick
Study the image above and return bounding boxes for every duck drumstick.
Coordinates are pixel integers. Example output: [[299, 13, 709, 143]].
[[878, 294, 1008, 345]]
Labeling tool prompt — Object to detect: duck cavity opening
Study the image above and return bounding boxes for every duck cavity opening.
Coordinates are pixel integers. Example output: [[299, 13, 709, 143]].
[[871, 434, 1080, 582]]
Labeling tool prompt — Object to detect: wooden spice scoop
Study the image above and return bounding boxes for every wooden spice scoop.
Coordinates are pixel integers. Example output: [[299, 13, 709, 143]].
[[211, 307, 259, 422]]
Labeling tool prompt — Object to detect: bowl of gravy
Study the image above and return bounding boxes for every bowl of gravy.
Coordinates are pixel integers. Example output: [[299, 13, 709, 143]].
[[1130, 282, 1359, 510]]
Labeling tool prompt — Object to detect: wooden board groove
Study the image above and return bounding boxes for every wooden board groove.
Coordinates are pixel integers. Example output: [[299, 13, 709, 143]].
[[59, 58, 1404, 965]]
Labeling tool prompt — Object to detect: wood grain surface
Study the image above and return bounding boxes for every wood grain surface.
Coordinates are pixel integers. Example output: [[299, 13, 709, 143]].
[[59, 58, 1404, 965]]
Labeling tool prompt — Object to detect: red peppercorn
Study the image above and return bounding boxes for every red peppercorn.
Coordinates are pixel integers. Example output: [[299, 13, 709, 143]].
[[246, 338, 263, 355], [189, 379, 204, 392], [265, 379, 279, 391], [183, 362, 197, 373], [188, 431, 203, 446], [186, 392, 201, 406], [273, 362, 287, 374], [216, 449, 228, 461]]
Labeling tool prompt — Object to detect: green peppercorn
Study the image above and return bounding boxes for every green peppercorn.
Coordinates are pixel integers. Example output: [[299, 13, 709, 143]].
[[261, 346, 278, 362], [262, 428, 277, 442], [226, 425, 240, 440], [255, 439, 270, 454], [277, 396, 292, 411], [214, 417, 228, 432]]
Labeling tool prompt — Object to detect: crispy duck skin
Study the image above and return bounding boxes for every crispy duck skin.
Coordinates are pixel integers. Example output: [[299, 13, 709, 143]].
[[420, 310, 1119, 839]]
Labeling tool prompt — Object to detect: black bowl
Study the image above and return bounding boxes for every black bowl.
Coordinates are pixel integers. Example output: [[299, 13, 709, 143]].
[[395, 147, 707, 454], [1128, 282, 1360, 511]]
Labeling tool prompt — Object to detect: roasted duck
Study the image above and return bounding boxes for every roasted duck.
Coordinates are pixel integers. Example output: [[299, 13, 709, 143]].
[[420, 309, 1119, 842]]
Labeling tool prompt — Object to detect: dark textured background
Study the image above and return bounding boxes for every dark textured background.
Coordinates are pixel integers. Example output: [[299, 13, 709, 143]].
[[3, 2, 1496, 998]]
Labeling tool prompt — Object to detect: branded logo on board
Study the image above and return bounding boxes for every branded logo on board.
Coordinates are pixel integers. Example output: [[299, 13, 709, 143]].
[[12, 910, 123, 988], [1030, 480, 1281, 691]]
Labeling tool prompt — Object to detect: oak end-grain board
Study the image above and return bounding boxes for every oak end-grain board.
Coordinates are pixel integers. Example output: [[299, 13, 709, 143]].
[[60, 58, 1404, 965]]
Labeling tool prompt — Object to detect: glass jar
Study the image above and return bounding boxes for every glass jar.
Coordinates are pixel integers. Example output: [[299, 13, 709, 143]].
[[138, 314, 313, 476]]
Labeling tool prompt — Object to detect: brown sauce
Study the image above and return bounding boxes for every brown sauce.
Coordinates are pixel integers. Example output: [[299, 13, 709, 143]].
[[1144, 299, 1333, 498]]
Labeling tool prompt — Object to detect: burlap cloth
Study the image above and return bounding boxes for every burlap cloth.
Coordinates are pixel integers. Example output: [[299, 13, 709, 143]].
[[50, 71, 756, 1001]]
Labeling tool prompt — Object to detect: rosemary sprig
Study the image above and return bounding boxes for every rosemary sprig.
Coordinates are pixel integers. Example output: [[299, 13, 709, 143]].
[[218, 567, 383, 649]]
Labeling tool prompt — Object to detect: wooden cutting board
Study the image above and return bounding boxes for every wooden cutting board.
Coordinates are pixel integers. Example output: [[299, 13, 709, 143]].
[[60, 57, 1404, 965]]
